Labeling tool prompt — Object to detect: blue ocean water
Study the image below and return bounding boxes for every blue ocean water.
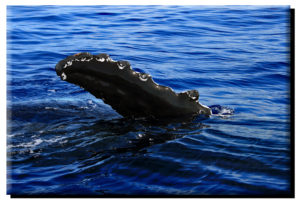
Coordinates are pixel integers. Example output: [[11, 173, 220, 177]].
[[7, 6, 292, 196]]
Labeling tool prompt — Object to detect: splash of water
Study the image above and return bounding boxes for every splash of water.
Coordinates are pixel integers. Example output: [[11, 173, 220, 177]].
[[209, 105, 234, 117]]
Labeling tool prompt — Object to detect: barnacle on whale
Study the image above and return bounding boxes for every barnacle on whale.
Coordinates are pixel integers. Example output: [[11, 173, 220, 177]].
[[55, 52, 212, 119]]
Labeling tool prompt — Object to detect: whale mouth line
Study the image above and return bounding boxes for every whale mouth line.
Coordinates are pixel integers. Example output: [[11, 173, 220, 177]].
[[55, 52, 212, 119]]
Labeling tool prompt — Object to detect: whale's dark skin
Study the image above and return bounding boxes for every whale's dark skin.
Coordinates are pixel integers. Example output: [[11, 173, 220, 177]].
[[55, 52, 212, 119]]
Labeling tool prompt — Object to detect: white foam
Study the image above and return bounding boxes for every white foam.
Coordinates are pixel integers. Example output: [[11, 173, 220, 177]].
[[45, 106, 58, 110], [7, 138, 43, 149]]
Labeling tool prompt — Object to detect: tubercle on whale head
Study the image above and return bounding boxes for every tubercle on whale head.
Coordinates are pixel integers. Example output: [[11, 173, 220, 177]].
[[55, 52, 212, 119], [117, 60, 131, 70]]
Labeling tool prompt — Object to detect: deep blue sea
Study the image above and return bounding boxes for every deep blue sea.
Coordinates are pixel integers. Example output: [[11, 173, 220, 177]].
[[7, 6, 292, 196]]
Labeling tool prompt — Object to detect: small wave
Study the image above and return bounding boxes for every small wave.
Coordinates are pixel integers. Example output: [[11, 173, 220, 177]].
[[7, 138, 43, 150], [96, 12, 119, 16]]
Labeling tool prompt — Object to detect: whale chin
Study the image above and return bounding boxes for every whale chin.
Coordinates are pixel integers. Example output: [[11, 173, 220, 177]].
[[55, 52, 212, 119]]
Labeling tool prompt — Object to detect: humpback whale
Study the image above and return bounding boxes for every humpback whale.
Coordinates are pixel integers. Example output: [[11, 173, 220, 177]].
[[55, 53, 212, 119]]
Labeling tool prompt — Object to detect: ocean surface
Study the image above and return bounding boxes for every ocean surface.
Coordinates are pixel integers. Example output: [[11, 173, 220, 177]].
[[7, 6, 292, 196]]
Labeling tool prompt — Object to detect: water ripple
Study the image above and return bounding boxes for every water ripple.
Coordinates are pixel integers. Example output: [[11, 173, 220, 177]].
[[7, 5, 291, 196]]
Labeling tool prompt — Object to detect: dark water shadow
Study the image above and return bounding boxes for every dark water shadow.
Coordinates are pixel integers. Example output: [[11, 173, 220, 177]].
[[7, 99, 210, 168], [75, 115, 210, 165]]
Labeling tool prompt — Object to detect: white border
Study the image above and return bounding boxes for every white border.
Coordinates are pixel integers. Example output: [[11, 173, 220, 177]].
[[1, 0, 298, 201]]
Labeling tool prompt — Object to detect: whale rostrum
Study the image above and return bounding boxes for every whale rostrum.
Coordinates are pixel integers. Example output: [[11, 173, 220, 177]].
[[55, 52, 212, 119]]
